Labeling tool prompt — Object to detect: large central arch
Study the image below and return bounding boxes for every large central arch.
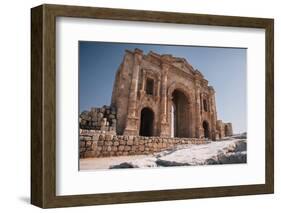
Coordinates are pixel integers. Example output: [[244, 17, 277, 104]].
[[171, 89, 191, 138]]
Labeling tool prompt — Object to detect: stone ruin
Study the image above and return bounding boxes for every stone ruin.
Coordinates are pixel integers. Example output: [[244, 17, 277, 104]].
[[79, 105, 117, 132], [79, 49, 234, 158], [109, 48, 233, 140]]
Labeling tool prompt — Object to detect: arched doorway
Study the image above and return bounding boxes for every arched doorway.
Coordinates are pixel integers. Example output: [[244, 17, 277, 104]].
[[202, 121, 210, 139], [224, 125, 229, 136], [139, 107, 154, 136], [172, 90, 190, 138]]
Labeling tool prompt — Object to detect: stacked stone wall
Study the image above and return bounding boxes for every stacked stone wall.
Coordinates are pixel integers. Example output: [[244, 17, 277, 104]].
[[80, 129, 206, 158], [79, 105, 117, 131]]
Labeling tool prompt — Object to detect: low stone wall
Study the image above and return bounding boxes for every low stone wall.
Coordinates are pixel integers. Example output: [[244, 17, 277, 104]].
[[80, 130, 206, 158]]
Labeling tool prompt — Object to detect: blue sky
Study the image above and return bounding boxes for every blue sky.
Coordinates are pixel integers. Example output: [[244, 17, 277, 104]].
[[79, 41, 247, 134]]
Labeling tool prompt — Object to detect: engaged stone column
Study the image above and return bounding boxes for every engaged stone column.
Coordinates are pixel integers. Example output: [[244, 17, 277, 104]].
[[195, 81, 203, 138], [156, 74, 161, 101], [160, 63, 169, 136], [139, 69, 146, 99], [209, 87, 218, 140], [124, 49, 142, 135], [161, 64, 168, 121], [141, 69, 146, 91]]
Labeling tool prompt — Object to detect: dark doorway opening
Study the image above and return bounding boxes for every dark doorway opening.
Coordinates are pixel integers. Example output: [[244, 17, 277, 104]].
[[224, 125, 229, 136], [139, 107, 154, 136], [172, 90, 190, 138], [203, 121, 210, 139]]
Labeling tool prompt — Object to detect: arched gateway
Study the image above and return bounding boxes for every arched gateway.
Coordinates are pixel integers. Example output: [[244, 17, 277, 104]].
[[110, 48, 233, 140], [171, 90, 191, 138]]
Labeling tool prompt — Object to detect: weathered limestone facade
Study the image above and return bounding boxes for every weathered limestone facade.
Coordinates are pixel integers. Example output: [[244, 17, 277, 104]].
[[111, 48, 232, 140]]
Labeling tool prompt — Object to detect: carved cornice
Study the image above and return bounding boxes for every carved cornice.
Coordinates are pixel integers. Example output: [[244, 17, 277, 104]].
[[129, 48, 216, 94]]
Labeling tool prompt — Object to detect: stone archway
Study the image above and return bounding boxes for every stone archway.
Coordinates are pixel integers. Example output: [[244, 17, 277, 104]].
[[172, 90, 190, 138], [139, 107, 154, 136], [202, 120, 210, 139], [168, 82, 194, 138]]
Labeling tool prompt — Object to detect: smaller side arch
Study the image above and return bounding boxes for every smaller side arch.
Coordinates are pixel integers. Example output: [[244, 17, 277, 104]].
[[139, 107, 154, 136], [202, 120, 210, 139]]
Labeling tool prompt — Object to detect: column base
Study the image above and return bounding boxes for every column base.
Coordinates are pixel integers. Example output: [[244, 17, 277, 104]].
[[123, 116, 139, 136], [123, 128, 138, 136], [160, 122, 170, 137]]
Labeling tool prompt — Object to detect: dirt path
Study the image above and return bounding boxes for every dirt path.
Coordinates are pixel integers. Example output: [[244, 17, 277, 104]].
[[80, 154, 155, 170]]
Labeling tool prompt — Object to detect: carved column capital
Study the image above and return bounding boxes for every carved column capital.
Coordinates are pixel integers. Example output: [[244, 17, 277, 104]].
[[161, 62, 169, 73], [134, 49, 143, 64]]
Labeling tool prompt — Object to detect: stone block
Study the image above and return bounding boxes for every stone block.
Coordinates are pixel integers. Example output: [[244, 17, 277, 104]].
[[79, 141, 85, 148], [105, 134, 113, 141], [131, 146, 137, 151], [118, 145, 125, 151], [115, 151, 121, 156], [86, 141, 92, 147], [99, 134, 105, 141], [127, 140, 133, 145], [133, 139, 139, 146], [91, 142, 98, 150], [124, 146, 131, 151], [139, 145, 145, 151], [119, 140, 126, 145], [92, 134, 99, 141], [84, 151, 97, 158], [122, 152, 128, 156], [129, 151, 136, 155], [105, 141, 113, 146], [97, 141, 104, 146]]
